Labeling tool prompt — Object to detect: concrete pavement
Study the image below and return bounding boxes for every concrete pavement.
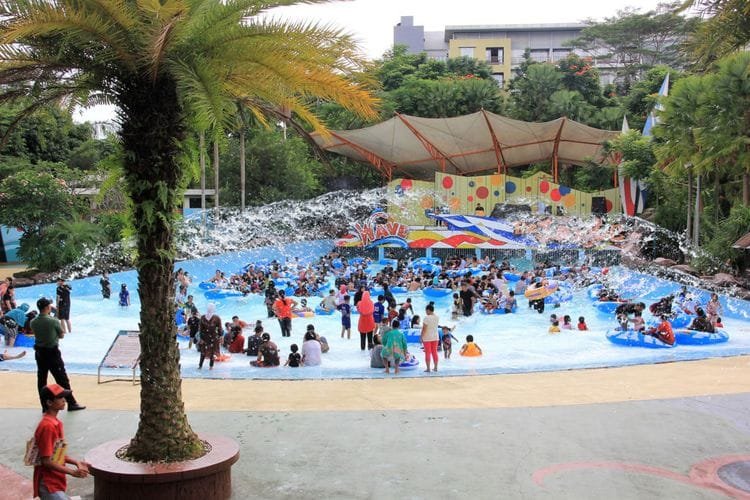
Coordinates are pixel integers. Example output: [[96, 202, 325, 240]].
[[2, 357, 750, 499]]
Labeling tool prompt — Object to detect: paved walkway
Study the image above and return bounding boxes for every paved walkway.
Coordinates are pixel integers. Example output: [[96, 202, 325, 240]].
[[2, 357, 750, 499]]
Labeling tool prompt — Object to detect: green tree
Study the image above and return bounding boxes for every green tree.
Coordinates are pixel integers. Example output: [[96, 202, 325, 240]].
[[568, 3, 697, 86], [0, 167, 96, 271], [508, 63, 562, 121], [556, 54, 604, 106], [605, 130, 656, 182], [220, 128, 323, 206], [0, 0, 377, 462], [446, 56, 492, 79], [686, 0, 750, 68], [388, 77, 503, 118], [0, 102, 92, 165], [622, 66, 679, 132]]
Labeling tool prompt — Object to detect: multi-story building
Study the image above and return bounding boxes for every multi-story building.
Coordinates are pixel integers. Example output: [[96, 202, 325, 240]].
[[394, 16, 616, 86]]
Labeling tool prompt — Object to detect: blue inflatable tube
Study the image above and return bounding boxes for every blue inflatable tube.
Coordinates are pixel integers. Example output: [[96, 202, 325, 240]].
[[503, 271, 521, 282], [198, 282, 216, 290], [14, 333, 35, 347], [674, 329, 729, 345], [314, 306, 335, 316], [204, 289, 243, 300], [391, 286, 408, 294], [606, 329, 674, 348], [399, 356, 419, 370], [273, 278, 288, 287], [594, 301, 620, 314], [544, 267, 556, 278], [402, 328, 422, 343], [379, 258, 398, 267], [331, 258, 343, 269], [423, 287, 453, 298]]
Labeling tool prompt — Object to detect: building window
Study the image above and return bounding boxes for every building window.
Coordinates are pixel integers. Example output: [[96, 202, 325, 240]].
[[486, 47, 504, 65], [530, 49, 550, 63], [459, 46, 475, 58], [492, 73, 504, 86], [552, 48, 571, 61]]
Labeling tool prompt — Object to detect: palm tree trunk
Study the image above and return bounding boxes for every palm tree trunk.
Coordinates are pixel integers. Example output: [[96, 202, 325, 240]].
[[200, 132, 206, 211], [240, 129, 246, 211], [685, 167, 693, 241], [119, 75, 202, 462], [714, 172, 720, 225], [213, 140, 220, 209], [744, 172, 750, 206]]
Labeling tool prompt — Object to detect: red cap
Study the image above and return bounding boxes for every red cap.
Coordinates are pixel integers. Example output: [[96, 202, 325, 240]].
[[41, 384, 72, 400]]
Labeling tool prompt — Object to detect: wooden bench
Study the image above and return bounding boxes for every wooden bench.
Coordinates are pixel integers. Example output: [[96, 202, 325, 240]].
[[97, 330, 140, 385]]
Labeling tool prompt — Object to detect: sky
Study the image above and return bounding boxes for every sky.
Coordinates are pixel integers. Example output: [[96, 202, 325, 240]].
[[76, 0, 666, 123]]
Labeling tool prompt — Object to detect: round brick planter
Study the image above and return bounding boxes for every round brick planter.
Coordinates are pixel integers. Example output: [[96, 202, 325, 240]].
[[85, 433, 239, 500]]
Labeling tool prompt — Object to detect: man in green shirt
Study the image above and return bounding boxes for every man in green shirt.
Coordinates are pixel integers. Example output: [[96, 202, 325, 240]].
[[31, 297, 85, 412]]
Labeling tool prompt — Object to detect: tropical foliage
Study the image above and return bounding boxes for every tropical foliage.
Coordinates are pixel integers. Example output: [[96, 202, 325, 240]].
[[0, 0, 377, 463]]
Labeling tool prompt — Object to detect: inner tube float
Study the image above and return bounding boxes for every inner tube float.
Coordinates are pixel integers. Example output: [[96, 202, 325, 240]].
[[204, 289, 243, 300], [503, 271, 521, 282], [293, 310, 315, 318], [14, 333, 35, 347], [525, 281, 558, 301], [314, 306, 335, 316], [423, 287, 453, 298], [198, 282, 217, 290], [402, 328, 422, 343], [606, 329, 674, 348], [390, 286, 408, 294], [593, 301, 621, 314], [399, 356, 419, 370], [544, 267, 557, 278], [674, 329, 729, 345]]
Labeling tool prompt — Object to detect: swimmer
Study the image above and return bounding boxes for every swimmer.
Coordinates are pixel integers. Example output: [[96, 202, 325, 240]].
[[577, 316, 588, 331], [459, 334, 482, 356]]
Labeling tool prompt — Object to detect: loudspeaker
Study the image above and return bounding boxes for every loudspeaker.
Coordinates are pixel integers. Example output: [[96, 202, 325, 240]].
[[591, 196, 606, 215]]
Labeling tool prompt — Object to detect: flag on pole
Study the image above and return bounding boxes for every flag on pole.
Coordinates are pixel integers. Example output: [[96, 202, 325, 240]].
[[618, 116, 643, 216], [619, 73, 669, 216]]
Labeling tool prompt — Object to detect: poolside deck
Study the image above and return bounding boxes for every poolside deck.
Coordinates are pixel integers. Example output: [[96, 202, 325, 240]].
[[2, 356, 750, 499]]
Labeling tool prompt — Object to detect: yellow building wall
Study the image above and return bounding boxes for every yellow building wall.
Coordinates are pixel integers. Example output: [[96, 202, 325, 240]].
[[448, 38, 511, 83], [387, 174, 621, 224]]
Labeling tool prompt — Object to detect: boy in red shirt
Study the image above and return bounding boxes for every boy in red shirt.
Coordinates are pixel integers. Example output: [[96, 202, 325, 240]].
[[644, 315, 675, 346], [33, 384, 90, 499]]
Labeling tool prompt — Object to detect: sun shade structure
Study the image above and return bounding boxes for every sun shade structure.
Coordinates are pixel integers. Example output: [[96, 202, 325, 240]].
[[312, 111, 620, 182]]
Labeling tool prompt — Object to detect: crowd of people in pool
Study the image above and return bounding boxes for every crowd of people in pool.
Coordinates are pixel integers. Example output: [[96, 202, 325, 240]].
[[169, 252, 625, 371]]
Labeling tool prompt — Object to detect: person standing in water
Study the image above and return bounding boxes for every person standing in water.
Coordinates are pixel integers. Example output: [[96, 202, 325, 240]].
[[100, 273, 111, 299], [421, 303, 440, 372], [55, 278, 72, 334], [198, 303, 222, 370]]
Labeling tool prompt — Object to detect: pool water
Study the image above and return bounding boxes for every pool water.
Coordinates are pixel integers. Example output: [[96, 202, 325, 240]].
[[6, 240, 750, 380]]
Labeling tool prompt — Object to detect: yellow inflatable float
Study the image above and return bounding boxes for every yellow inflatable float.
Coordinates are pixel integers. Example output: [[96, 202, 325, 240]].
[[524, 280, 559, 301]]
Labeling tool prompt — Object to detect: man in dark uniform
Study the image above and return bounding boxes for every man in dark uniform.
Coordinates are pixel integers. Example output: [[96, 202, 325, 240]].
[[31, 297, 85, 412], [55, 278, 72, 334]]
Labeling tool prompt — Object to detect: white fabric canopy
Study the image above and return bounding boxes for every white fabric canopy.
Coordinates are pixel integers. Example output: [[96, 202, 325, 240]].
[[312, 111, 619, 180]]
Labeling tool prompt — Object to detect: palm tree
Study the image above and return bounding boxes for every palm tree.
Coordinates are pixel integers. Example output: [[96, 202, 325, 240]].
[[0, 0, 377, 462]]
